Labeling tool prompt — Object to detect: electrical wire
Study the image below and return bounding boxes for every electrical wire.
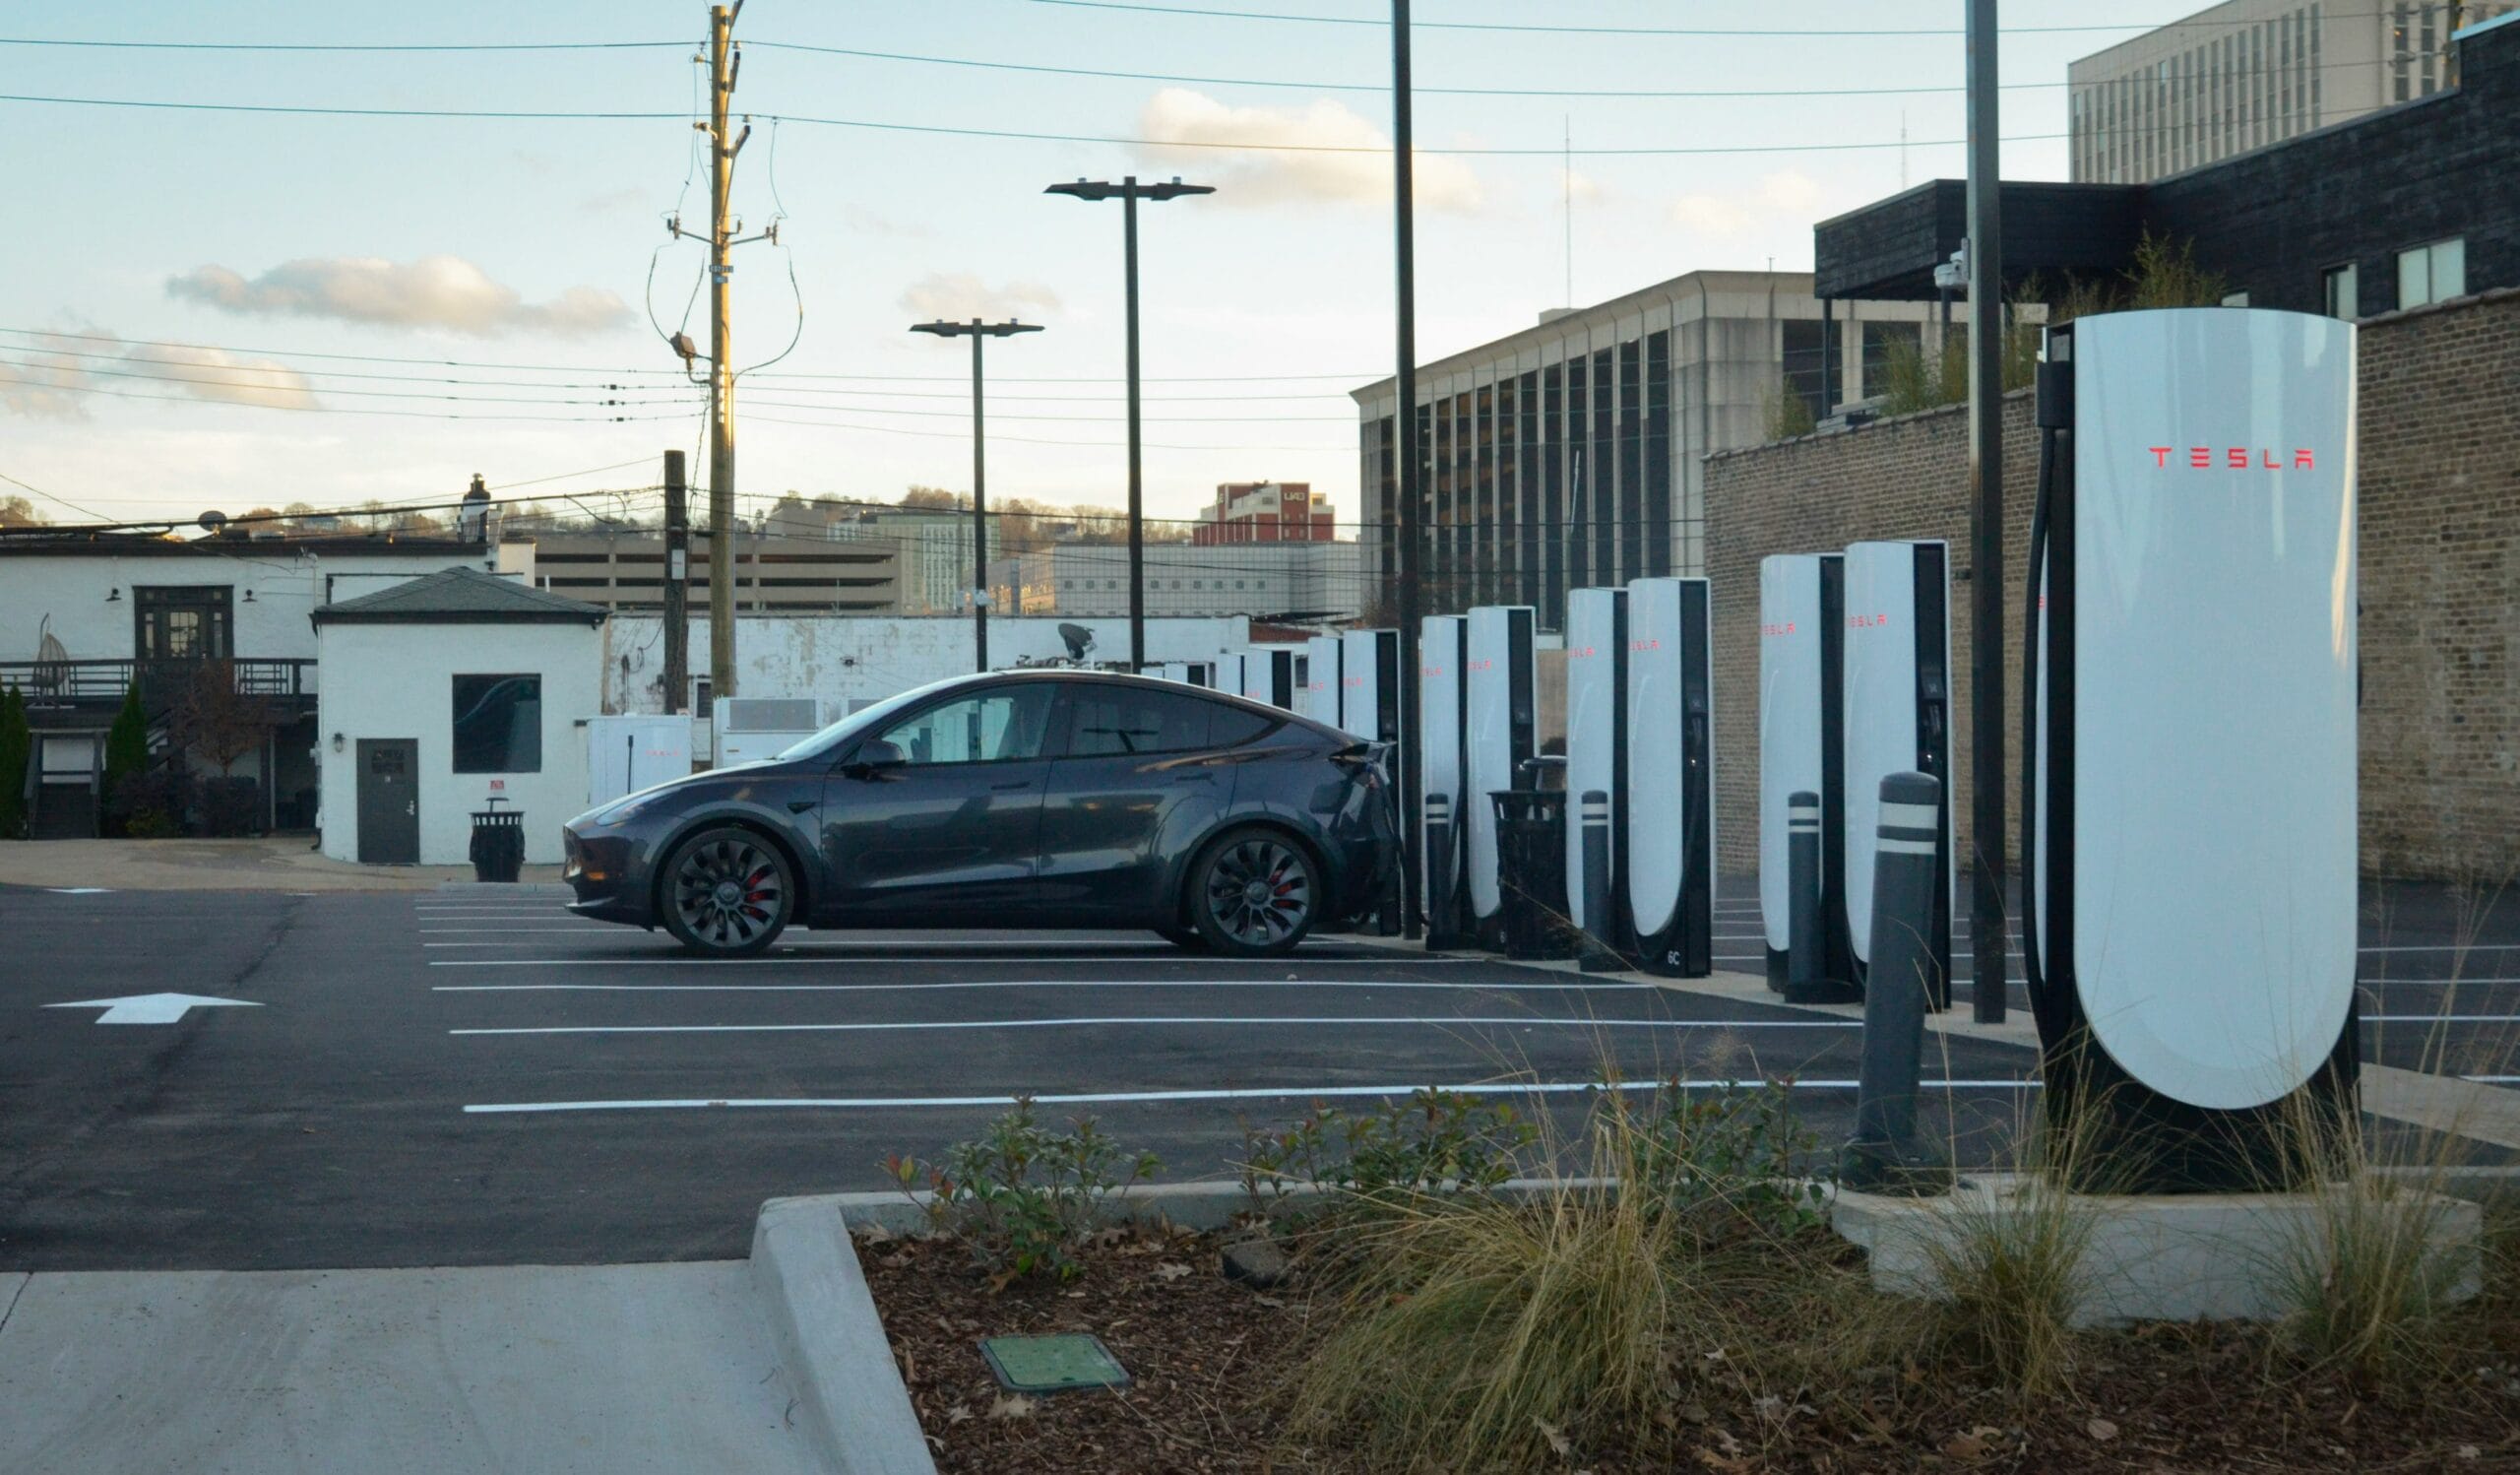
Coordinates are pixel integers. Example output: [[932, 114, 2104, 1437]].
[[0, 356, 688, 408], [741, 411, 1338, 453], [5, 341, 664, 391], [0, 326, 694, 377], [0, 36, 689, 52], [1015, 1, 2336, 36], [0, 468, 119, 523], [9, 376, 699, 422], [739, 394, 1350, 422]]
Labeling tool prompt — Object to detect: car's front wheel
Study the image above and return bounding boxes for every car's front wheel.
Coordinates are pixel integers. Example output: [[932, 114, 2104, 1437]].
[[661, 827, 794, 957], [1188, 827, 1318, 957]]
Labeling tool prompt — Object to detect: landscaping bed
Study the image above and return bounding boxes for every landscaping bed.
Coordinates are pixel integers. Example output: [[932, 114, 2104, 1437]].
[[864, 1089, 2520, 1473]]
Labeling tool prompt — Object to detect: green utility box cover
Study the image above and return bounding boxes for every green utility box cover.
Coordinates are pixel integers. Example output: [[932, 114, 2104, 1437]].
[[977, 1333, 1131, 1392]]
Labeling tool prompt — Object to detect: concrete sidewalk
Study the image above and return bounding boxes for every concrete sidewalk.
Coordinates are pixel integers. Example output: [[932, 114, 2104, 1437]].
[[0, 1262, 828, 1475], [0, 837, 561, 892]]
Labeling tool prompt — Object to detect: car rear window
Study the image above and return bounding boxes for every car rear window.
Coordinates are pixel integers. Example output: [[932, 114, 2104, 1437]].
[[1063, 687, 1217, 756], [1204, 700, 1282, 749]]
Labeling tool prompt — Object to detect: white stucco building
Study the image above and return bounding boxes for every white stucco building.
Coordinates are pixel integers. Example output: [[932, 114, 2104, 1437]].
[[312, 568, 606, 866]]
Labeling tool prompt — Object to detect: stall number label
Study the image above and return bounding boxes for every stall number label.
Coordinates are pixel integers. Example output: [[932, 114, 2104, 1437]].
[[1849, 612, 1892, 629], [1758, 623, 1796, 638]]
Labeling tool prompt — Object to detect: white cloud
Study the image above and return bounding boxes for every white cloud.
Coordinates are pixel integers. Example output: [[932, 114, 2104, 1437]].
[[1, 331, 318, 417], [898, 273, 1061, 323], [1670, 171, 1830, 237], [1133, 89, 1483, 213], [166, 255, 632, 338], [1561, 167, 1606, 206]]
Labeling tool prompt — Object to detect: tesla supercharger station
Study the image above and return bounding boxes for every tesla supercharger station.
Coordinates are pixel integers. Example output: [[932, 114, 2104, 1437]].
[[1627, 576, 1718, 977], [1339, 628, 1400, 743], [1418, 615, 1470, 936], [1240, 647, 1295, 708], [1303, 634, 1344, 726], [1840, 540, 1954, 1007], [2029, 308, 2359, 1191], [1564, 588, 1628, 957], [1464, 606, 1537, 949], [1760, 552, 1858, 1001]]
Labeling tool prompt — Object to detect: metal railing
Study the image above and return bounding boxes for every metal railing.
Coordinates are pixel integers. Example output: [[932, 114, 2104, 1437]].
[[0, 658, 316, 707]]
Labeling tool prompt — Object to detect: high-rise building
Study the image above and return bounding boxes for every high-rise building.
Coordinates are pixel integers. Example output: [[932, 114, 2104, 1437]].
[[1192, 481, 1335, 545], [1351, 269, 1963, 626], [992, 541, 1361, 623], [2069, 0, 2516, 183]]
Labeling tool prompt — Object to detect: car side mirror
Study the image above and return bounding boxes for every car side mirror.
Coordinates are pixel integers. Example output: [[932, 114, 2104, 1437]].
[[847, 739, 908, 777]]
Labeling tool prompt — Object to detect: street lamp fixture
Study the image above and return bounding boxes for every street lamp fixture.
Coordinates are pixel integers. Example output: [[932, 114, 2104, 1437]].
[[1043, 175, 1215, 671], [910, 317, 1045, 673]]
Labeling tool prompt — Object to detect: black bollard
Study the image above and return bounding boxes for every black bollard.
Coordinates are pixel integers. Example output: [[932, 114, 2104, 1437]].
[[1840, 771, 1956, 1194], [1424, 793, 1461, 951], [1577, 790, 1617, 972], [1783, 790, 1821, 996]]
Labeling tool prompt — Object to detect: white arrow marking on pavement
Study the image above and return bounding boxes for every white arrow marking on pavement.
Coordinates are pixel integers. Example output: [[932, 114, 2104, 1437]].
[[45, 994, 264, 1025], [46, 887, 114, 895]]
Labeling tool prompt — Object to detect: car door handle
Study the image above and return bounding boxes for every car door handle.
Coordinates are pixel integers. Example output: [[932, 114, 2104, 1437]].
[[1173, 771, 1215, 784], [788, 799, 817, 813], [991, 780, 1033, 792]]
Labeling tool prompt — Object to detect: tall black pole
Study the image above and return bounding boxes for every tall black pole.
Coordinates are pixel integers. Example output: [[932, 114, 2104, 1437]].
[[662, 449, 688, 715], [970, 321, 990, 673], [1393, 0, 1424, 938], [1123, 179, 1146, 672], [1965, 0, 2008, 1024]]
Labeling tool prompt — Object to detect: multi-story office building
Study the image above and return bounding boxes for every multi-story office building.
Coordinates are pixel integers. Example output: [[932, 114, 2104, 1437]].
[[1351, 270, 1960, 626], [825, 506, 975, 615], [1192, 481, 1335, 545], [993, 541, 1362, 623], [516, 529, 900, 613], [2069, 0, 2515, 183]]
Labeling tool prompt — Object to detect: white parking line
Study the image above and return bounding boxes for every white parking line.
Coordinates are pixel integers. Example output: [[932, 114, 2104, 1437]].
[[419, 928, 609, 934], [2365, 1014, 2520, 1024], [463, 1075, 2043, 1114], [2362, 944, 2520, 953], [435, 978, 1656, 994], [428, 955, 1509, 969], [451, 1014, 1865, 1038]]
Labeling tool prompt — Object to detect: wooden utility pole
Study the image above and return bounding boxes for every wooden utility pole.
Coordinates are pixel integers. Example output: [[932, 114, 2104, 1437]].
[[704, 2, 742, 701], [662, 449, 689, 714]]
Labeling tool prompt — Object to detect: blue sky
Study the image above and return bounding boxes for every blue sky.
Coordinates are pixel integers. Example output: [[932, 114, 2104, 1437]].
[[0, 0, 2130, 529]]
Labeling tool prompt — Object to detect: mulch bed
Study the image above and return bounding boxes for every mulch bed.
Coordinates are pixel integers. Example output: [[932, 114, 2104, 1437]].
[[863, 1223, 2520, 1474]]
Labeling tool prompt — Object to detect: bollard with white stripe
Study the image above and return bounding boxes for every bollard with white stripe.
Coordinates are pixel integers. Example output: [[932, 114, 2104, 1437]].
[[1577, 790, 1618, 972], [1782, 790, 1822, 997], [1840, 770, 1955, 1194], [1423, 793, 1462, 951]]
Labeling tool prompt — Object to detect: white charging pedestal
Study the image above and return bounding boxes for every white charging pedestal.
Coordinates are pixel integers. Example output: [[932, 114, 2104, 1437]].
[[2029, 307, 2360, 1191], [1418, 615, 1470, 936], [1564, 588, 1627, 956], [1627, 576, 1716, 977], [1464, 606, 1537, 950], [1841, 540, 1954, 1007], [1760, 552, 1858, 1000]]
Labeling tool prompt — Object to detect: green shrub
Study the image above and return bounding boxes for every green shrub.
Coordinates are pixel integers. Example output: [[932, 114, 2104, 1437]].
[[102, 684, 149, 834], [1609, 1076, 1831, 1242], [1239, 1087, 1538, 1208], [884, 1095, 1159, 1286], [0, 684, 29, 839]]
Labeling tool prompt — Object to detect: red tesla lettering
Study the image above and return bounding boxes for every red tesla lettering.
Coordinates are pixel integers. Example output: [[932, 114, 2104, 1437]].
[[2151, 447, 2173, 468], [2188, 447, 2211, 468], [2295, 449, 2315, 469], [2261, 448, 2281, 469], [2227, 448, 2250, 470]]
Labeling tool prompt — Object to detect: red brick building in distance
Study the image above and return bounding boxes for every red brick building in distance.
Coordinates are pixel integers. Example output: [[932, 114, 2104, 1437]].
[[1190, 481, 1335, 545]]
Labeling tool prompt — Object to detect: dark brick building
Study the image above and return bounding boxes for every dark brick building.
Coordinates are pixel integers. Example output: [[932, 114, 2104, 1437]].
[[1814, 13, 2520, 323]]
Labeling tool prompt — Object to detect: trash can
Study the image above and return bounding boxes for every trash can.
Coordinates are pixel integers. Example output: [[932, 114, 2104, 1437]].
[[469, 798, 525, 883], [1490, 787, 1573, 961]]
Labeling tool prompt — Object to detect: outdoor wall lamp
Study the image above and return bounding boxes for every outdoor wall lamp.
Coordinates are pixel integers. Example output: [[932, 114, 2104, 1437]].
[[106, 587, 121, 602], [331, 733, 345, 753], [242, 589, 257, 604]]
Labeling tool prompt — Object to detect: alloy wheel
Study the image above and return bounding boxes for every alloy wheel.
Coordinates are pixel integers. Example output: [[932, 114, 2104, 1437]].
[[1203, 838, 1311, 948], [670, 836, 786, 950]]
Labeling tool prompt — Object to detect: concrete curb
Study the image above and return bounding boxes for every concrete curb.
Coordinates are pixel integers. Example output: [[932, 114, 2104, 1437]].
[[751, 1196, 938, 1475]]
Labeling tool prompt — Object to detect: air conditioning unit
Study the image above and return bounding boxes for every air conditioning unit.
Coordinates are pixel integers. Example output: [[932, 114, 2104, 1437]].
[[712, 697, 824, 768]]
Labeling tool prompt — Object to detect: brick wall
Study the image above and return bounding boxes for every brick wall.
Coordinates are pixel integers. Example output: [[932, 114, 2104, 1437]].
[[1703, 289, 2520, 881]]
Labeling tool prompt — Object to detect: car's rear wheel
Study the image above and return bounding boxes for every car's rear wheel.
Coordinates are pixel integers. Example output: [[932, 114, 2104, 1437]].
[[1188, 827, 1317, 957], [661, 827, 793, 957]]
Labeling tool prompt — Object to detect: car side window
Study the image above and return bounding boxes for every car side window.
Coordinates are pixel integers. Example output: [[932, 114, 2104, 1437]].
[[1204, 700, 1280, 749], [1063, 687, 1214, 757], [876, 686, 1056, 766]]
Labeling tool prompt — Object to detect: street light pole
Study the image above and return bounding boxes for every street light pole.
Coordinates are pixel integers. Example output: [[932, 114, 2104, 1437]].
[[912, 317, 1044, 673], [1392, 0, 1424, 938], [1965, 0, 2008, 1025], [1045, 175, 1215, 672]]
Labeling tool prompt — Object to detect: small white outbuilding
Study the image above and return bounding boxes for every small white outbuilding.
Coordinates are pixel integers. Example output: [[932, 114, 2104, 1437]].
[[311, 567, 606, 866]]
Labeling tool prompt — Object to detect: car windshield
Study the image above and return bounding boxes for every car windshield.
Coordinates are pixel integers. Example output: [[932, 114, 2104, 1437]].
[[772, 675, 974, 762]]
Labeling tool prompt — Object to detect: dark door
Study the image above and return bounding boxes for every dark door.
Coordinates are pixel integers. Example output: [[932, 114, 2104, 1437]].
[[356, 739, 419, 865], [1039, 685, 1238, 923], [817, 683, 1056, 921], [134, 586, 233, 708]]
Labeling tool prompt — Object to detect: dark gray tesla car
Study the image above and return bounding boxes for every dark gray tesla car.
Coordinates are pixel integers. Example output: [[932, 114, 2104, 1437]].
[[561, 669, 1397, 958]]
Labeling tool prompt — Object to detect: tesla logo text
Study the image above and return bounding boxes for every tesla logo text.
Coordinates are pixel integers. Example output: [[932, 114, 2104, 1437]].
[[2149, 446, 2316, 470], [1848, 612, 1891, 629], [1629, 638, 1663, 652], [1757, 623, 1795, 637]]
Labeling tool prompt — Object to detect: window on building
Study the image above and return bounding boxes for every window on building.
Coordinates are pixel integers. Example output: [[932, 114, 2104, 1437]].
[[2398, 237, 2466, 308], [1780, 319, 1827, 425], [452, 674, 542, 773], [1859, 321, 1922, 400], [876, 685, 1054, 766], [2323, 263, 2360, 319]]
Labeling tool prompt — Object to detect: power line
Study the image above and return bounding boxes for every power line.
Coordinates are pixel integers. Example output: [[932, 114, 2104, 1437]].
[[741, 411, 1339, 453], [0, 35, 685, 52], [0, 326, 693, 376], [1015, 0, 2269, 35], [7, 376, 697, 422], [0, 356, 688, 408]]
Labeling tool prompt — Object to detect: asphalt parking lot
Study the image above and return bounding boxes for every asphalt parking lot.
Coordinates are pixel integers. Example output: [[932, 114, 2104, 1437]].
[[1, 876, 2513, 1273]]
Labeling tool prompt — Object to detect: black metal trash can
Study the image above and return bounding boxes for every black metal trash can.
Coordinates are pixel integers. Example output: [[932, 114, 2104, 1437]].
[[469, 800, 525, 883], [1490, 788, 1573, 961]]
